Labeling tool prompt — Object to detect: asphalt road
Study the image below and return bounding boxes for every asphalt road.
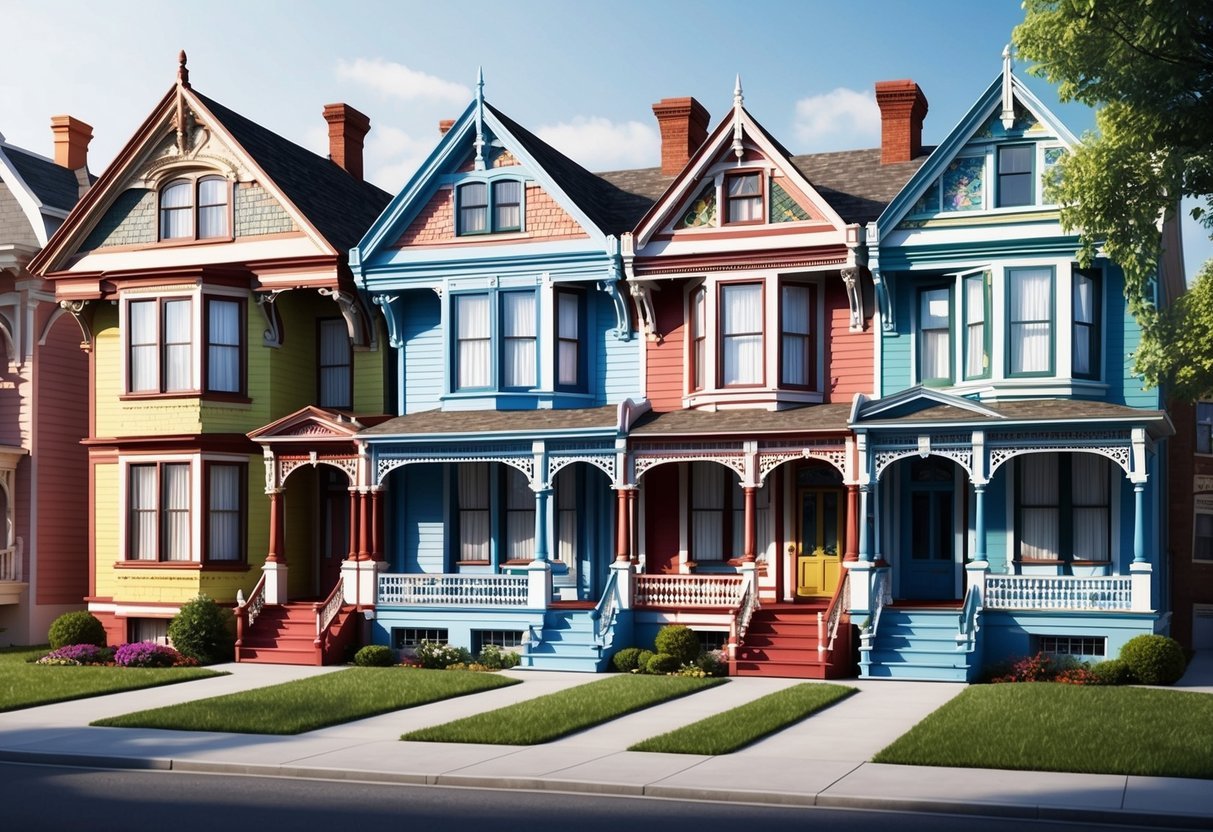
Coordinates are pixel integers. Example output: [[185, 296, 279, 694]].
[[0, 761, 1191, 832]]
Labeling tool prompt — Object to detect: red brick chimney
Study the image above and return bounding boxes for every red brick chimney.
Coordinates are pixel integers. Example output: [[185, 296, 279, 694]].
[[50, 115, 92, 171], [874, 80, 928, 165], [438, 119, 455, 136], [322, 103, 371, 181], [652, 97, 710, 176]]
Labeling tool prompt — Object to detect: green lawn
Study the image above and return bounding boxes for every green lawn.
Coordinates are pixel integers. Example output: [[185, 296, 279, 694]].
[[630, 682, 856, 754], [874, 683, 1213, 779], [0, 646, 221, 712], [92, 667, 518, 734], [403, 674, 726, 745]]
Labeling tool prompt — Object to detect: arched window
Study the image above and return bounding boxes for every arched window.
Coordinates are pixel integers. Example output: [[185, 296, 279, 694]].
[[158, 176, 230, 241], [198, 176, 229, 238], [159, 179, 193, 239]]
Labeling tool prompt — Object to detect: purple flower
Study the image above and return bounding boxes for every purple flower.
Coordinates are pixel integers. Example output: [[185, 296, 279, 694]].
[[114, 641, 181, 668], [37, 644, 114, 665]]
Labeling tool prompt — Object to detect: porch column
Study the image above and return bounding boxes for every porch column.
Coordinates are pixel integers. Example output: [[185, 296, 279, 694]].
[[973, 483, 987, 562], [533, 486, 552, 563], [347, 487, 358, 560], [845, 484, 859, 561], [742, 486, 757, 562], [858, 484, 871, 562], [263, 488, 289, 605], [266, 489, 284, 564], [614, 487, 631, 562], [357, 489, 371, 560], [1133, 482, 1146, 564], [370, 488, 383, 561], [627, 487, 639, 564]]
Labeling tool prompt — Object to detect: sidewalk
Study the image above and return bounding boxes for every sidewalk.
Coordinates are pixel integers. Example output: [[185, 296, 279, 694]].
[[1, 654, 1210, 828]]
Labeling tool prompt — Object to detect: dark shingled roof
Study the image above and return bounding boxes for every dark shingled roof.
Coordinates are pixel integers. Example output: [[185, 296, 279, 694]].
[[858, 399, 1169, 426], [631, 404, 853, 436], [193, 92, 392, 254], [360, 405, 621, 438], [4, 145, 86, 213], [488, 104, 653, 234]]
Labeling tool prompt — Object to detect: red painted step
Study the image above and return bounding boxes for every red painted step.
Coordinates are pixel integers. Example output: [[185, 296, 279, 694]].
[[236, 601, 356, 666], [731, 601, 854, 679]]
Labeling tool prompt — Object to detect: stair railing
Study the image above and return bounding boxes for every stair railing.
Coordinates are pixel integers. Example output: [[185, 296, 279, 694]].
[[956, 583, 982, 652], [234, 573, 267, 661], [727, 573, 760, 661], [859, 567, 891, 654], [313, 576, 345, 661], [818, 570, 850, 656], [592, 568, 621, 648]]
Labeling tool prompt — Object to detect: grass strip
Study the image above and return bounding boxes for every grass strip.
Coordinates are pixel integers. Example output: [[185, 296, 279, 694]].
[[629, 682, 856, 754], [93, 667, 518, 734], [874, 683, 1213, 780], [403, 674, 726, 745], [0, 646, 221, 712]]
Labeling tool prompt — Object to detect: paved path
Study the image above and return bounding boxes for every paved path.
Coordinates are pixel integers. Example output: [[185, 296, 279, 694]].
[[1, 654, 1210, 828]]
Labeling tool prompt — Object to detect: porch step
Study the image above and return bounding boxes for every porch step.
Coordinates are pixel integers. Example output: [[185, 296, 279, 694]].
[[732, 601, 852, 680], [862, 607, 975, 682], [236, 601, 356, 666], [520, 608, 614, 672]]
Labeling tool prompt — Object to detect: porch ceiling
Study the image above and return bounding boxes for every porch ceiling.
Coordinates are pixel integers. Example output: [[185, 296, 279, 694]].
[[630, 403, 852, 437], [359, 405, 621, 440]]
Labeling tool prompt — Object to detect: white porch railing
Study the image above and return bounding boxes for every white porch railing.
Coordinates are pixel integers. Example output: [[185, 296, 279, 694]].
[[377, 573, 529, 607], [634, 574, 744, 607], [984, 575, 1133, 611], [0, 542, 21, 582]]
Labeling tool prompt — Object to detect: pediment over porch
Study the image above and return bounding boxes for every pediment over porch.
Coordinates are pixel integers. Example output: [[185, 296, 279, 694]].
[[248, 405, 368, 444], [853, 386, 1003, 423]]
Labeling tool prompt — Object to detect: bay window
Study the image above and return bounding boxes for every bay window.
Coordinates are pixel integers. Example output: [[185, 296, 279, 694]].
[[691, 287, 706, 391], [918, 287, 952, 385], [204, 463, 245, 562], [963, 272, 990, 380], [780, 283, 814, 388], [205, 298, 242, 394], [126, 294, 246, 396], [720, 283, 763, 386], [1008, 267, 1053, 376], [1072, 269, 1099, 379], [128, 462, 191, 561]]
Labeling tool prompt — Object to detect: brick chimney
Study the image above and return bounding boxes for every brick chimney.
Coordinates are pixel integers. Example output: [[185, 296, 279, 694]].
[[322, 103, 371, 181], [874, 80, 928, 165], [652, 97, 710, 176], [438, 119, 455, 136], [50, 115, 92, 171]]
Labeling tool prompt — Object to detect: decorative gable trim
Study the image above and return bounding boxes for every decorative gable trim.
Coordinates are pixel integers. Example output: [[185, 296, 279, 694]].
[[856, 384, 1004, 422], [247, 405, 365, 442]]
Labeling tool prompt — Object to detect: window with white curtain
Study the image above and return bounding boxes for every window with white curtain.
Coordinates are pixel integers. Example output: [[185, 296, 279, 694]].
[[128, 300, 161, 393], [493, 180, 522, 231], [963, 272, 990, 380], [555, 467, 577, 566], [205, 298, 241, 394], [458, 463, 490, 561], [501, 292, 536, 389], [458, 182, 488, 234], [318, 318, 352, 409], [458, 178, 524, 235], [159, 177, 230, 241], [1017, 453, 1111, 564], [725, 173, 763, 223], [504, 466, 535, 561], [127, 462, 191, 561], [1071, 454, 1109, 562], [1072, 270, 1099, 379], [720, 283, 762, 385], [918, 287, 952, 384], [197, 177, 229, 239], [456, 294, 492, 389], [159, 180, 193, 239], [128, 297, 194, 394], [206, 463, 244, 562], [691, 462, 726, 561], [1018, 454, 1059, 561], [691, 286, 706, 391], [780, 284, 813, 388], [1008, 267, 1053, 375], [556, 291, 580, 389]]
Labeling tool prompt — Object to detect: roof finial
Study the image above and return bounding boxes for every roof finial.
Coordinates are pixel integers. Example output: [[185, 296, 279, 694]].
[[732, 74, 745, 163], [1000, 43, 1015, 130], [177, 50, 190, 89], [474, 66, 486, 170]]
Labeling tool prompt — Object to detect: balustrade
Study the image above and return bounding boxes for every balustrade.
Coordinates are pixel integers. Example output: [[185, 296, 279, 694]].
[[378, 573, 529, 606], [634, 574, 744, 607], [0, 547, 18, 582], [984, 575, 1132, 611]]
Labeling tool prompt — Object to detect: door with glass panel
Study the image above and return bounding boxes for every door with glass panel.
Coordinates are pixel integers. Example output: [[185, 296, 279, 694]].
[[900, 456, 960, 600], [795, 465, 845, 597]]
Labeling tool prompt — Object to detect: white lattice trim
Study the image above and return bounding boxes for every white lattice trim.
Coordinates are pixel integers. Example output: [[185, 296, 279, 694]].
[[756, 448, 847, 482], [634, 453, 745, 481], [377, 454, 533, 485], [548, 454, 616, 483], [278, 456, 357, 486], [987, 445, 1131, 476], [873, 448, 973, 480]]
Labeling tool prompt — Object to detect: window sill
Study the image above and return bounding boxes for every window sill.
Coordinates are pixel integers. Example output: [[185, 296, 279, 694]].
[[456, 560, 490, 566], [115, 560, 249, 570], [684, 389, 824, 410]]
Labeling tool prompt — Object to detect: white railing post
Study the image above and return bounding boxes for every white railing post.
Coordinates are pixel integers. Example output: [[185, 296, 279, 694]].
[[610, 559, 634, 609], [1130, 562, 1152, 612], [965, 559, 989, 598], [526, 561, 552, 609]]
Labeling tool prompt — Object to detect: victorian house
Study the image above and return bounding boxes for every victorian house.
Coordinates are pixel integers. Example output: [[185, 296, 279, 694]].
[[30, 55, 391, 661], [0, 118, 92, 646]]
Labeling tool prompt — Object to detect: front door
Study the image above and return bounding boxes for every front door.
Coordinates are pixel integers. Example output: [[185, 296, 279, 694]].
[[318, 467, 348, 592], [901, 456, 960, 601], [797, 487, 844, 596]]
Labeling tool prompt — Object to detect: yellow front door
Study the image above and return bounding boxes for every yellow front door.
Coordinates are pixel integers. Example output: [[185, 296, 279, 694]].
[[796, 487, 845, 596]]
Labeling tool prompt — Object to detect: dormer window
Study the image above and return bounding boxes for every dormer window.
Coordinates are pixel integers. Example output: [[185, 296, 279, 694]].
[[997, 146, 1033, 207], [457, 179, 524, 235], [159, 175, 230, 241], [725, 173, 763, 224]]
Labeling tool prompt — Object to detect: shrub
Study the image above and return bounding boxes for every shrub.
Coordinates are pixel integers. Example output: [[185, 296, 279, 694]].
[[646, 652, 681, 675], [476, 644, 520, 670], [696, 649, 729, 677], [114, 641, 180, 668], [168, 595, 235, 665], [354, 645, 396, 667], [654, 625, 700, 665], [1053, 666, 1099, 685], [1120, 634, 1187, 686], [37, 644, 114, 666], [634, 649, 655, 674], [48, 611, 107, 649], [1091, 658, 1135, 686], [612, 647, 643, 673], [414, 640, 471, 670]]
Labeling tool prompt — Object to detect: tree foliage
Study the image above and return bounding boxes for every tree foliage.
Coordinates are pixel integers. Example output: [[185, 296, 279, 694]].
[[1135, 260, 1213, 403], [1015, 0, 1213, 395]]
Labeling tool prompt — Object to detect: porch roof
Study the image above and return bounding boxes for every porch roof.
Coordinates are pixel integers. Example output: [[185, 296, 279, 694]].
[[854, 398, 1172, 437], [630, 404, 852, 437], [358, 405, 622, 441]]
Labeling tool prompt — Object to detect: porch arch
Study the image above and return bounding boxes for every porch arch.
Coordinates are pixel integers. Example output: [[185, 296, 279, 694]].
[[988, 445, 1132, 478], [377, 454, 534, 488]]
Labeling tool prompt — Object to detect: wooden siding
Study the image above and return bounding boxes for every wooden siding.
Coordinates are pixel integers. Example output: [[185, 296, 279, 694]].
[[91, 461, 121, 600], [353, 319, 387, 414], [824, 278, 873, 402], [399, 289, 444, 414], [34, 313, 89, 604], [595, 292, 640, 405], [880, 277, 914, 394], [392, 463, 446, 573], [645, 285, 686, 411]]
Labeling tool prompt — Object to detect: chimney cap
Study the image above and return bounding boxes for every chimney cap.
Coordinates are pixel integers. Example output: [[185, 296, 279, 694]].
[[50, 115, 93, 171]]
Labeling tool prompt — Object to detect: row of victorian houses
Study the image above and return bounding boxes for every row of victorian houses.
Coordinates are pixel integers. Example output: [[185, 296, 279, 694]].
[[1, 48, 1206, 681]]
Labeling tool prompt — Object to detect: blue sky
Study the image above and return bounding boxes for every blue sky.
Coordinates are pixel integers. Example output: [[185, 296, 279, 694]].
[[1, 0, 1207, 276]]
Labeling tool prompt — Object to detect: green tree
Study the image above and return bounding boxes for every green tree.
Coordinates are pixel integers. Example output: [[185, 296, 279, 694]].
[[1135, 260, 1213, 403], [1014, 0, 1213, 393]]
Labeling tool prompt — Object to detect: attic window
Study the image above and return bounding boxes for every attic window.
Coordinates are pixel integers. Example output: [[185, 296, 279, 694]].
[[159, 175, 230, 241], [725, 173, 763, 224], [457, 178, 524, 235]]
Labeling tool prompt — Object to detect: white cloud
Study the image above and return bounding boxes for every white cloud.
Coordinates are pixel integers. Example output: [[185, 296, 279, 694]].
[[536, 117, 660, 172], [364, 124, 436, 190], [793, 88, 881, 151], [336, 58, 470, 104]]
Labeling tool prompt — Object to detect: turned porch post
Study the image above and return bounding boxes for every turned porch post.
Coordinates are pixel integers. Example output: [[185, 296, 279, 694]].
[[742, 486, 757, 562], [845, 483, 859, 561], [357, 489, 371, 560], [370, 488, 383, 561], [346, 487, 358, 560], [615, 487, 631, 561], [266, 489, 284, 564]]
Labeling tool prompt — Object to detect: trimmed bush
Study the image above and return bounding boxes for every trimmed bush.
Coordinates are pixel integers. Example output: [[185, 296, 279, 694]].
[[1091, 658, 1134, 686], [1120, 634, 1186, 686], [168, 595, 235, 665], [635, 649, 655, 674], [696, 649, 729, 677], [415, 640, 472, 669], [354, 645, 396, 667], [612, 647, 643, 673], [48, 611, 107, 649], [114, 642, 180, 668], [476, 644, 520, 670], [654, 625, 700, 665], [646, 652, 681, 675]]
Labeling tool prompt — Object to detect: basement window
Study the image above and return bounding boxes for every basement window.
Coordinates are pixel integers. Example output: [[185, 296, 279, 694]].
[[1035, 635, 1105, 657], [392, 627, 448, 649]]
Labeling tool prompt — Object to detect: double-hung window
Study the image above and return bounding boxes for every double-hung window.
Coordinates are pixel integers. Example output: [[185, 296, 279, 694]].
[[690, 287, 707, 391], [997, 146, 1033, 207], [1197, 403, 1213, 454], [159, 176, 230, 241], [501, 292, 536, 389], [963, 272, 991, 380], [129, 298, 193, 393], [690, 461, 771, 562], [555, 290, 581, 390], [318, 318, 353, 409], [918, 287, 952, 385], [455, 295, 492, 389], [458, 463, 490, 562], [205, 298, 242, 394], [725, 173, 763, 224], [453, 291, 538, 392], [1017, 453, 1110, 564], [457, 179, 524, 235], [1008, 267, 1053, 376], [503, 466, 535, 560], [1072, 270, 1100, 379], [204, 463, 245, 563], [128, 462, 191, 561], [780, 283, 814, 388], [455, 463, 535, 563], [720, 283, 763, 386]]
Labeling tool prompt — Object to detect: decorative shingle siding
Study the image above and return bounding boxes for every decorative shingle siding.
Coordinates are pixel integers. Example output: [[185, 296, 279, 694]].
[[81, 188, 156, 250], [234, 183, 296, 237], [0, 182, 40, 247], [524, 185, 586, 239], [396, 187, 453, 246]]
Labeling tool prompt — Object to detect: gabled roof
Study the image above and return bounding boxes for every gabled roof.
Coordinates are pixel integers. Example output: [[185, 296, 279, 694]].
[[248, 405, 372, 443], [3, 145, 85, 214], [854, 386, 1003, 422], [875, 66, 1080, 238]]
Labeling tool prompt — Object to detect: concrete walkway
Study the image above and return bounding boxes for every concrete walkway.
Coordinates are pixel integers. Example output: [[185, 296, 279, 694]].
[[1, 655, 1211, 828]]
